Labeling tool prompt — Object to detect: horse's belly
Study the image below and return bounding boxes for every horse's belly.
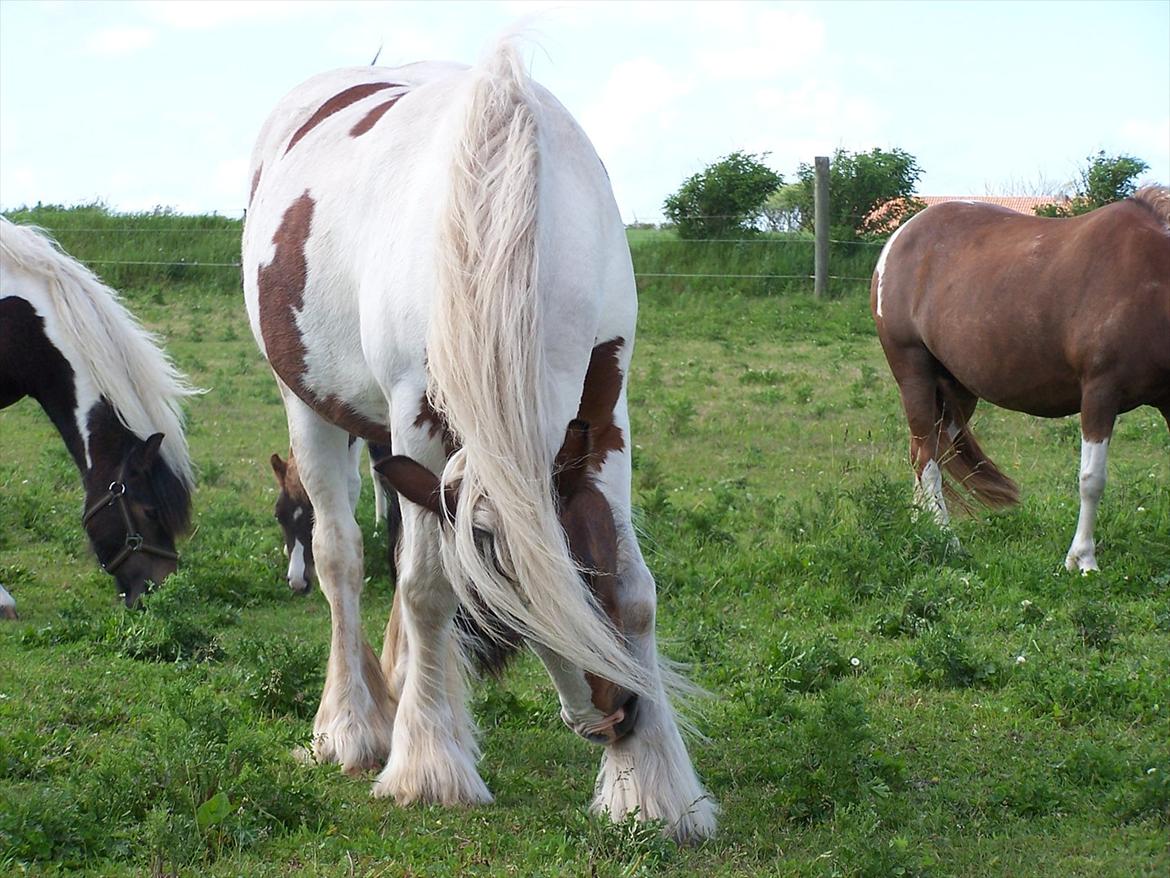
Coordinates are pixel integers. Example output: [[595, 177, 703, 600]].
[[245, 189, 392, 443], [935, 348, 1083, 418]]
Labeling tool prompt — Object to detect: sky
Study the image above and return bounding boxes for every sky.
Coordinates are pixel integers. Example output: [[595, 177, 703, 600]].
[[1, 0, 1167, 223]]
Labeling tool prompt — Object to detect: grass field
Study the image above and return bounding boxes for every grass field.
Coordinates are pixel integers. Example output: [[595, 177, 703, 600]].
[[1, 208, 1168, 877]]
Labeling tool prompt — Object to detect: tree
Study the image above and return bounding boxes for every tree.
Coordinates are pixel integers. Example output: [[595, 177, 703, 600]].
[[663, 151, 784, 239], [1034, 151, 1150, 217], [793, 147, 924, 239], [761, 183, 805, 232]]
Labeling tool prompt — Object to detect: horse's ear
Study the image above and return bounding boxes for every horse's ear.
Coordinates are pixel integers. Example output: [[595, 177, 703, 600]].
[[553, 419, 593, 500], [270, 453, 288, 486], [135, 433, 165, 472], [374, 455, 457, 520]]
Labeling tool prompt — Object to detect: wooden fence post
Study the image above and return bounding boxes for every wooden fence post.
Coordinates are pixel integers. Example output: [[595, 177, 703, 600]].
[[813, 155, 829, 298]]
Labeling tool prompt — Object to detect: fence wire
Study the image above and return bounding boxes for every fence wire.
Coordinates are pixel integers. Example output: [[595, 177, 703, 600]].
[[14, 223, 878, 285]]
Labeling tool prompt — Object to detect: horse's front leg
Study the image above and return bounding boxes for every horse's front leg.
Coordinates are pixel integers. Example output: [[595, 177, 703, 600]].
[[287, 400, 395, 773], [372, 498, 490, 805], [592, 530, 717, 843]]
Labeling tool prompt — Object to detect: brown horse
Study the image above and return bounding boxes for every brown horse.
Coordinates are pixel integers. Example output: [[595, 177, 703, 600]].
[[872, 186, 1170, 571]]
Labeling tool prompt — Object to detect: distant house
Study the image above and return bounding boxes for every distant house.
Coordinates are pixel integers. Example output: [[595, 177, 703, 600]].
[[866, 194, 1069, 234]]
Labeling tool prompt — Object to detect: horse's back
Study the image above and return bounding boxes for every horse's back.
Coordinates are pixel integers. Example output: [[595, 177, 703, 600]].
[[873, 198, 1170, 416], [243, 54, 632, 442]]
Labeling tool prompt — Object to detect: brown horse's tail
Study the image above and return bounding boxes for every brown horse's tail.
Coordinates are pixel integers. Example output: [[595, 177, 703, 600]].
[[936, 383, 1020, 511]]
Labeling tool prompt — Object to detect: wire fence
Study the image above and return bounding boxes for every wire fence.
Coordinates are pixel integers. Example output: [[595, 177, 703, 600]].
[[5, 219, 881, 288]]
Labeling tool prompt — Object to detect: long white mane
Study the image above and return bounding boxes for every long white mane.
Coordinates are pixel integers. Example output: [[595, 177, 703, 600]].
[[426, 40, 651, 696], [0, 217, 197, 487]]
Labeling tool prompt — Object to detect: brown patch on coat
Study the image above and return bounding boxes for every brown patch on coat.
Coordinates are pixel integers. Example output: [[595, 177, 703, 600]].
[[256, 191, 390, 444], [350, 94, 405, 137], [575, 338, 626, 470], [285, 82, 399, 155], [413, 393, 457, 456], [560, 483, 627, 713]]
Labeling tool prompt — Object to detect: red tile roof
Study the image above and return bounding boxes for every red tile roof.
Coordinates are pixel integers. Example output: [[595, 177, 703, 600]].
[[866, 194, 1068, 233], [917, 195, 1066, 213]]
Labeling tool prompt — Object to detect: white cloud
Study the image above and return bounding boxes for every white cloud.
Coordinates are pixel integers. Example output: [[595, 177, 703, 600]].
[[580, 56, 692, 158], [695, 7, 826, 78], [212, 156, 251, 207], [1120, 116, 1170, 165], [84, 26, 156, 57]]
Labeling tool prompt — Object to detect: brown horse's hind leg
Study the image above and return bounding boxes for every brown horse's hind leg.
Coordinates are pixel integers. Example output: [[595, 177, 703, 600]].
[[887, 345, 951, 526], [1065, 386, 1118, 573]]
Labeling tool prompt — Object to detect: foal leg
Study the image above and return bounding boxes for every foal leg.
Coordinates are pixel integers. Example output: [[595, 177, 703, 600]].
[[345, 437, 364, 516], [1064, 391, 1117, 573], [285, 397, 394, 773]]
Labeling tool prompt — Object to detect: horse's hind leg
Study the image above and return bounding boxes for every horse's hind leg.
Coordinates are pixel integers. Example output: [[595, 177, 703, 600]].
[[0, 584, 17, 620], [886, 345, 952, 526], [1064, 388, 1117, 573], [284, 392, 394, 773], [372, 401, 490, 806]]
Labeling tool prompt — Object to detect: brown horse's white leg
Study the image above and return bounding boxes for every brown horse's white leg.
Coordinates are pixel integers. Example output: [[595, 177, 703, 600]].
[[0, 584, 16, 620], [371, 500, 490, 805], [285, 396, 394, 774], [890, 349, 951, 526], [1065, 435, 1112, 573], [1065, 394, 1117, 573]]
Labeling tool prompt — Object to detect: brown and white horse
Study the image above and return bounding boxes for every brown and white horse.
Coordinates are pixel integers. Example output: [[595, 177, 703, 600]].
[[872, 187, 1170, 571], [242, 40, 714, 840], [270, 437, 397, 593], [0, 218, 196, 614]]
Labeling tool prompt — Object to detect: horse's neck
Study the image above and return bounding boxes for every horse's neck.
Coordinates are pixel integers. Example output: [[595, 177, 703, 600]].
[[78, 400, 135, 492]]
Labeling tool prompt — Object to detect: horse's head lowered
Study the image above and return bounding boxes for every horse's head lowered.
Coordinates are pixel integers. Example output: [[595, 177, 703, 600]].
[[270, 451, 315, 594], [82, 431, 191, 606], [376, 419, 639, 746]]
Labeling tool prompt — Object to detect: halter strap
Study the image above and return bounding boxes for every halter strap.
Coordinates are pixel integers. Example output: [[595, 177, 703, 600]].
[[82, 477, 180, 574]]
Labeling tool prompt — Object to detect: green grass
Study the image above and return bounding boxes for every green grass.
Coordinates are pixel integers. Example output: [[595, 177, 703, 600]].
[[1, 206, 1168, 876]]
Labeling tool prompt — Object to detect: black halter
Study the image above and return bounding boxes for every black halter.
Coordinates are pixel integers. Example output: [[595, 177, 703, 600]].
[[82, 477, 179, 574]]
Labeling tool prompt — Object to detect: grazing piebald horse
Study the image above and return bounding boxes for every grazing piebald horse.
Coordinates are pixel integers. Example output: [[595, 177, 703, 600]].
[[242, 40, 715, 840], [270, 438, 398, 593], [872, 187, 1170, 571], [0, 218, 196, 615]]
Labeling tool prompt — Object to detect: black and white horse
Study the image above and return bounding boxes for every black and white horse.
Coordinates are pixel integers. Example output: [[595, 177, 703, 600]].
[[0, 217, 196, 614]]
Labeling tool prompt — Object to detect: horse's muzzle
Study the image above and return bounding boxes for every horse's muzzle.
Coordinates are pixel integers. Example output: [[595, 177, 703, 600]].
[[572, 694, 640, 746]]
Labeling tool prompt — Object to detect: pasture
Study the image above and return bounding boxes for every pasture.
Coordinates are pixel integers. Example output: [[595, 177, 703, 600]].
[[1, 207, 1168, 877]]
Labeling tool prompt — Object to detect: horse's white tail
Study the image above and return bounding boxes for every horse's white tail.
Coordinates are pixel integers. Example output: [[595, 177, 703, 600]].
[[0, 217, 198, 488], [426, 40, 651, 697]]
